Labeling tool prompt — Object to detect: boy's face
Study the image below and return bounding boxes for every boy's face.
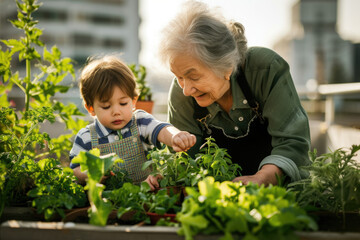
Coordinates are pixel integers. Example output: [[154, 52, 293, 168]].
[[87, 86, 137, 130]]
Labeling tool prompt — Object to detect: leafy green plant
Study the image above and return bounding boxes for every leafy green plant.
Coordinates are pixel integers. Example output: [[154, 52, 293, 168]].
[[28, 158, 87, 221], [71, 148, 123, 226], [143, 188, 181, 215], [0, 0, 87, 158], [103, 167, 132, 191], [105, 182, 150, 223], [0, 0, 87, 218], [177, 177, 317, 240], [143, 147, 201, 188], [0, 107, 55, 206], [195, 137, 242, 182], [128, 64, 152, 101], [288, 145, 360, 226]]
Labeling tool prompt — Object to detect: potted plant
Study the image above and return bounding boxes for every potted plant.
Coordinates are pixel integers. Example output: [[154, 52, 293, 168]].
[[128, 64, 154, 113], [0, 0, 88, 220], [142, 187, 181, 225], [142, 138, 243, 201], [288, 145, 360, 232], [142, 147, 203, 204]]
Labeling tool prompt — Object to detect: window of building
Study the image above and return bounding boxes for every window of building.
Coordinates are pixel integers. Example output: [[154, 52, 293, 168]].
[[89, 14, 124, 25], [73, 34, 94, 46], [103, 38, 124, 48], [33, 9, 67, 21]]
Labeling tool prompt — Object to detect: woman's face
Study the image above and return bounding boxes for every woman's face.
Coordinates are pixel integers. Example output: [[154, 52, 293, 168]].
[[170, 54, 232, 107]]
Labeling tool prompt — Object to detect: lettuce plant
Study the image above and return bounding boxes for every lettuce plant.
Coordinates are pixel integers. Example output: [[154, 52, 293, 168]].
[[177, 177, 317, 240]]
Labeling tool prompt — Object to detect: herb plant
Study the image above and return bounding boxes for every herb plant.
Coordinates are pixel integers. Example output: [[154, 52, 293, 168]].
[[177, 177, 317, 240], [128, 64, 152, 101], [0, 0, 87, 218], [105, 182, 150, 223], [71, 148, 123, 226], [104, 167, 132, 191], [143, 147, 201, 188], [288, 145, 360, 226], [195, 137, 242, 182], [143, 188, 181, 215], [28, 159, 87, 221]]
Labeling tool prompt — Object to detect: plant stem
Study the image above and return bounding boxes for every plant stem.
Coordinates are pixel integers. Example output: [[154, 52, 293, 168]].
[[25, 58, 31, 112]]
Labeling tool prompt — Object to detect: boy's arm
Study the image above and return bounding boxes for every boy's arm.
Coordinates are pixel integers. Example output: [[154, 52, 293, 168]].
[[73, 166, 88, 185], [157, 126, 196, 152]]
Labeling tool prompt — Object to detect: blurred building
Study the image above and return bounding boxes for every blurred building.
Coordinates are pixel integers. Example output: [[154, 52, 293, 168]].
[[0, 0, 140, 66], [274, 0, 356, 91], [0, 0, 140, 110]]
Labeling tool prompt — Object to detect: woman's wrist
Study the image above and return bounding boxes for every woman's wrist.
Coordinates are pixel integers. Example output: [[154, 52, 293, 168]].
[[256, 164, 283, 186]]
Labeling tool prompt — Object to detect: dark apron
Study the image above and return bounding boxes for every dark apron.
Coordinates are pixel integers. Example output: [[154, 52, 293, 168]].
[[193, 66, 272, 176]]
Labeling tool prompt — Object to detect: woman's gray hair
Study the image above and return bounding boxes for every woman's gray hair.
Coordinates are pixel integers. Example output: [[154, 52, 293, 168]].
[[159, 0, 247, 77]]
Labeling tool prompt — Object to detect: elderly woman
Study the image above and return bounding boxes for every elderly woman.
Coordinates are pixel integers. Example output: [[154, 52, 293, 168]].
[[159, 1, 311, 186]]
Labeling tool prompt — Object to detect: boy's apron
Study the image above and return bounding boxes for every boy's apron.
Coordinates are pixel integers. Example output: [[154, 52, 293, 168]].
[[90, 116, 150, 184]]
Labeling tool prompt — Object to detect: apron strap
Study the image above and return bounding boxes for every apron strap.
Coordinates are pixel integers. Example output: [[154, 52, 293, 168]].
[[236, 66, 265, 124], [90, 124, 99, 148]]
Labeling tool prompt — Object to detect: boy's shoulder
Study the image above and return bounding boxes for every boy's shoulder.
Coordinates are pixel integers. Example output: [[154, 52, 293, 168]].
[[133, 109, 155, 121], [75, 123, 93, 138]]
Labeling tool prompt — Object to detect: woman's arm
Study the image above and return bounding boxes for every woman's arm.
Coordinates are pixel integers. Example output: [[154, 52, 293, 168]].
[[232, 164, 283, 186]]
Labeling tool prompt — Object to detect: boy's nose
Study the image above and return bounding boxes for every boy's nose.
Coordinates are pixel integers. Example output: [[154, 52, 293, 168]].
[[112, 105, 121, 115]]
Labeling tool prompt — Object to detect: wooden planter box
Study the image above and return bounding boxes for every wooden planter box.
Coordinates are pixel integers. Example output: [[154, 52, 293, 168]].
[[1, 207, 360, 240], [2, 220, 360, 240]]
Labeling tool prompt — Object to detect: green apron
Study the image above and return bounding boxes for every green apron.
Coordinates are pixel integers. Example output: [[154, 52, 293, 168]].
[[90, 116, 150, 184]]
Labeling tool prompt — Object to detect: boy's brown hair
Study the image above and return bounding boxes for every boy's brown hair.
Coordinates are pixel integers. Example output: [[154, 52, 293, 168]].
[[79, 55, 138, 107]]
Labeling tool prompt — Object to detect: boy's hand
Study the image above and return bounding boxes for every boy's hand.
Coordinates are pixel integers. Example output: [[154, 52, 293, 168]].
[[172, 131, 196, 152], [144, 174, 163, 191]]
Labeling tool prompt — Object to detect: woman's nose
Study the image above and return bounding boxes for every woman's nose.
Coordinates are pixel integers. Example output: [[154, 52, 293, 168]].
[[182, 79, 196, 96]]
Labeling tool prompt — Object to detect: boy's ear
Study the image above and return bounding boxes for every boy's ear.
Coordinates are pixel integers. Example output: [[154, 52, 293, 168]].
[[132, 96, 138, 109], [85, 104, 96, 116]]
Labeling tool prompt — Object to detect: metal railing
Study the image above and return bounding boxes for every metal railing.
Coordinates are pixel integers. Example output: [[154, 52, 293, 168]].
[[298, 82, 360, 126]]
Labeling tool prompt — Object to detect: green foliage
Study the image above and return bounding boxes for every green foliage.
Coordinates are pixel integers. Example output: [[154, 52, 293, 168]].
[[103, 167, 133, 191], [128, 64, 152, 101], [28, 159, 87, 221], [143, 138, 242, 188], [143, 147, 202, 188], [105, 182, 150, 223], [177, 177, 317, 240], [143, 188, 181, 215], [72, 148, 123, 226], [195, 137, 242, 182], [288, 145, 360, 223], [0, 0, 87, 219]]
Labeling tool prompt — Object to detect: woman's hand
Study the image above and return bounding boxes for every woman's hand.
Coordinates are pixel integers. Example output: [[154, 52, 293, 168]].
[[144, 174, 163, 191], [171, 131, 196, 152], [232, 164, 283, 186]]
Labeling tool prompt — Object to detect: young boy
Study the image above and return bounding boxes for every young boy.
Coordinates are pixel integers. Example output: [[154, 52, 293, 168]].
[[69, 55, 196, 190]]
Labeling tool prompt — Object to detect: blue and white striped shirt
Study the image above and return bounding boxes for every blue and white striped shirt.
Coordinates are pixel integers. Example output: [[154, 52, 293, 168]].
[[69, 110, 170, 169]]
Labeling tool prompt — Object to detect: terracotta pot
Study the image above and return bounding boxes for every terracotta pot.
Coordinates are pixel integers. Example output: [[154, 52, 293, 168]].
[[135, 101, 154, 113], [146, 212, 177, 225]]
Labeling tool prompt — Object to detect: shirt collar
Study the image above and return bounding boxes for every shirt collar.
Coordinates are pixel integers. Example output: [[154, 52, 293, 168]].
[[205, 70, 250, 118]]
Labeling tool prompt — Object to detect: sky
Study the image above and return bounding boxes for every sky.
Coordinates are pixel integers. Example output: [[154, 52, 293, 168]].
[[139, 0, 360, 74]]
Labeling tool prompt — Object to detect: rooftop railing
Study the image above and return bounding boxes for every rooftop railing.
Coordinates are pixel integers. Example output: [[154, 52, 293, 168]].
[[298, 82, 360, 127]]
